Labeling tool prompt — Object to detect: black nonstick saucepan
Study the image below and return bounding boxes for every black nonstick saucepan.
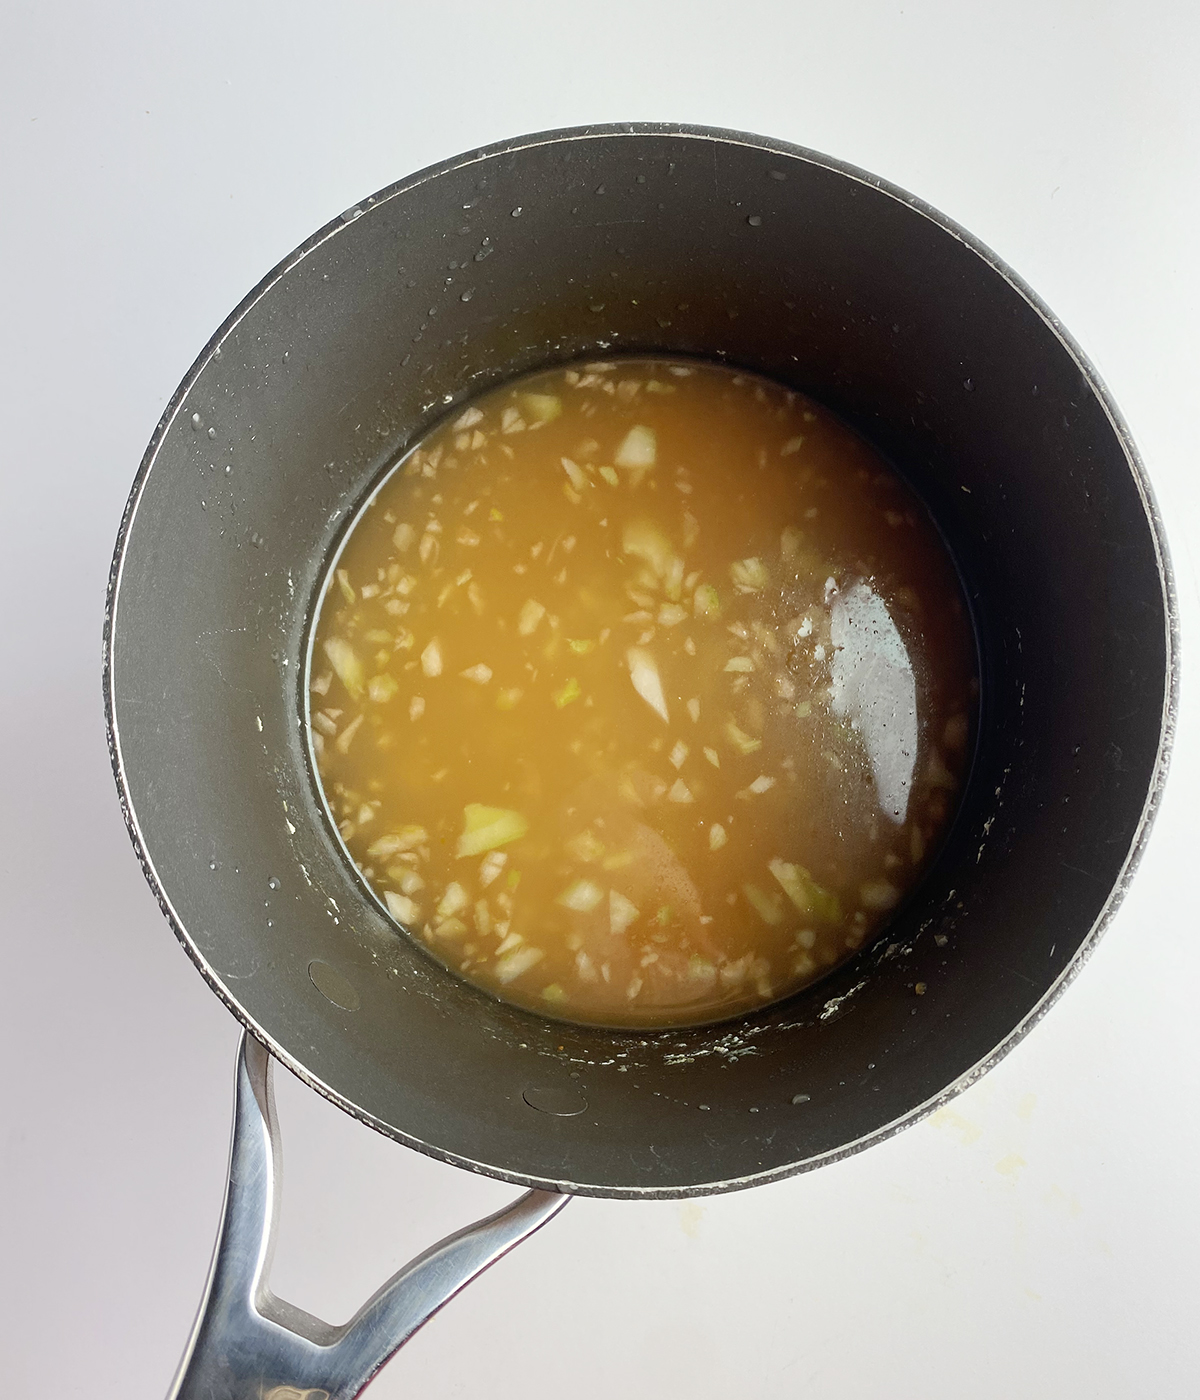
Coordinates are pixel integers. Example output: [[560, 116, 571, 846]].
[[105, 124, 1177, 1399]]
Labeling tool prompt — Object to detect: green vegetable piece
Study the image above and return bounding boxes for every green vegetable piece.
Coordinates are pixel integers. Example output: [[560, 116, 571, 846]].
[[455, 804, 529, 858], [743, 882, 785, 925], [725, 719, 762, 755], [768, 858, 842, 923], [552, 676, 582, 708]]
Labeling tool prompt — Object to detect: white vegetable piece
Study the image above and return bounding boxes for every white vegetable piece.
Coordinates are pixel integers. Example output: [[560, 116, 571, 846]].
[[437, 882, 470, 919], [561, 456, 588, 491], [626, 647, 669, 722], [614, 424, 656, 469], [557, 878, 605, 913], [517, 599, 546, 636], [478, 851, 508, 887], [384, 890, 420, 925], [609, 889, 639, 935], [495, 945, 544, 983]]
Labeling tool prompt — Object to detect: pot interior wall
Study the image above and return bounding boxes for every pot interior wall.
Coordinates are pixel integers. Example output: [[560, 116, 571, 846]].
[[108, 126, 1170, 1195]]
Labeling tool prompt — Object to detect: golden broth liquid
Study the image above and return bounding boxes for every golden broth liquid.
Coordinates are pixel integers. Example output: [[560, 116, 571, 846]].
[[309, 359, 976, 1028]]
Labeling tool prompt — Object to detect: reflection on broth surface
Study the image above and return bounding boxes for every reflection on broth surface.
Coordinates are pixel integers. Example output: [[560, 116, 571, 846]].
[[309, 359, 976, 1027]]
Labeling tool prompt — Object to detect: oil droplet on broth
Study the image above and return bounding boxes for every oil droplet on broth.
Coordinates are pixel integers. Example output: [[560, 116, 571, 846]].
[[308, 358, 976, 1028]]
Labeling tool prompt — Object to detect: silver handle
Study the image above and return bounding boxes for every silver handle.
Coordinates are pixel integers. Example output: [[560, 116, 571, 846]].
[[169, 1031, 570, 1400]]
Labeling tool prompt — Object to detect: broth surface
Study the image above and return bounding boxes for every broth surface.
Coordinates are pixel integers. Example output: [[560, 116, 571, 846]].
[[309, 359, 975, 1027]]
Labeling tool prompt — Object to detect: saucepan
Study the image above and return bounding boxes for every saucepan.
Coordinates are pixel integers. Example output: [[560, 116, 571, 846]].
[[105, 123, 1177, 1399]]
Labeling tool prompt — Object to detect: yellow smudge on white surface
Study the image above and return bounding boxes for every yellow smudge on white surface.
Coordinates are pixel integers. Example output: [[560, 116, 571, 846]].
[[678, 1201, 706, 1240], [929, 1106, 982, 1146], [994, 1152, 1027, 1179]]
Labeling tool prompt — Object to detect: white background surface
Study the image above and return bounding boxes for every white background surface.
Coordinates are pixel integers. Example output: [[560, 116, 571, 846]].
[[3, 3, 1198, 1395]]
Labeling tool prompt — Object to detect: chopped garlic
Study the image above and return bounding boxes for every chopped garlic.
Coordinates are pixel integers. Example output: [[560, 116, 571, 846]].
[[667, 779, 694, 803], [730, 557, 768, 592], [686, 697, 701, 723], [614, 424, 656, 468], [368, 674, 398, 703], [709, 824, 727, 851], [860, 880, 900, 911], [557, 878, 605, 913], [693, 583, 721, 618], [520, 393, 562, 423], [626, 647, 669, 722], [334, 713, 363, 754], [669, 740, 689, 769], [495, 945, 544, 983], [561, 456, 588, 491], [437, 882, 470, 919], [610, 889, 639, 935], [420, 638, 443, 677], [323, 637, 365, 699], [384, 890, 420, 925], [368, 826, 427, 859], [478, 851, 508, 887], [703, 747, 721, 767], [517, 599, 546, 636], [459, 664, 492, 684]]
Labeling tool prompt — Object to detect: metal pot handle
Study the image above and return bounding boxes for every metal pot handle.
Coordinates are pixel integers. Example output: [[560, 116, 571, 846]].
[[169, 1031, 570, 1400]]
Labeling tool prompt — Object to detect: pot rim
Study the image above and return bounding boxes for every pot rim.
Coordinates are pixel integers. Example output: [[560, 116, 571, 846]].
[[103, 122, 1180, 1198]]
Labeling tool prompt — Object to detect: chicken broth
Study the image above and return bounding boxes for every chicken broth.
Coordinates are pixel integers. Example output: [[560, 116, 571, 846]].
[[308, 359, 976, 1028]]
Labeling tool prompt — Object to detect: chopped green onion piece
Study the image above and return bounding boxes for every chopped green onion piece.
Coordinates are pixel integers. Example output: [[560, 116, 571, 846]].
[[725, 719, 762, 755], [768, 858, 842, 922], [743, 882, 785, 925], [552, 676, 582, 708]]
